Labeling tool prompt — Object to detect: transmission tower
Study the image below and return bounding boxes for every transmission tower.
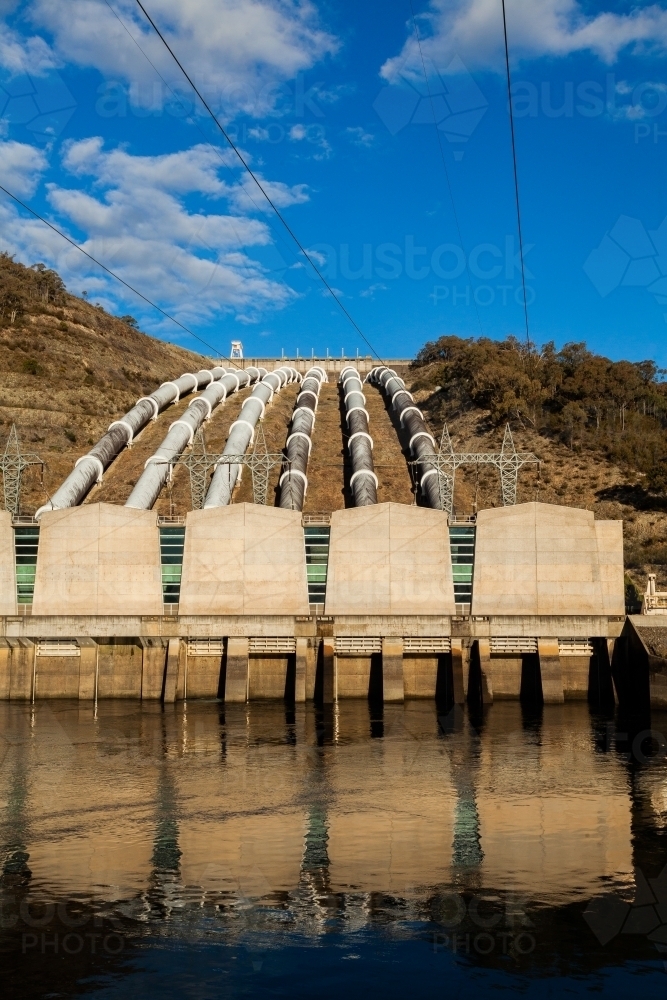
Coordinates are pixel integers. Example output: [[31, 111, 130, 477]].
[[0, 424, 44, 517], [410, 423, 539, 516]]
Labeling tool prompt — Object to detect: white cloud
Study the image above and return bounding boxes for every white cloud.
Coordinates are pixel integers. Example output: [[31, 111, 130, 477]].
[[381, 0, 667, 77], [0, 136, 48, 195], [359, 282, 386, 298], [0, 17, 58, 75], [27, 0, 338, 116], [2, 137, 303, 330], [344, 125, 374, 147]]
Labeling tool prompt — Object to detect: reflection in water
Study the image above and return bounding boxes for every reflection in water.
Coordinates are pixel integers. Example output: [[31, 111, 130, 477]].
[[1, 699, 667, 997]]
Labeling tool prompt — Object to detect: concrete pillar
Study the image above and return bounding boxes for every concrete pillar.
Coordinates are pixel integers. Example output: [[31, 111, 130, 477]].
[[295, 638, 307, 703], [322, 637, 335, 704], [140, 639, 168, 700], [9, 639, 35, 701], [163, 638, 181, 704], [78, 639, 98, 701], [607, 639, 619, 704], [305, 639, 318, 701], [538, 639, 564, 704], [451, 639, 465, 704], [477, 639, 493, 704], [225, 637, 249, 703], [0, 639, 10, 700], [382, 637, 404, 703]]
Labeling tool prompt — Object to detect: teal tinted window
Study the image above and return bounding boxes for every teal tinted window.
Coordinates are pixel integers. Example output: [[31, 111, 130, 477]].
[[14, 525, 39, 604], [304, 526, 330, 607], [159, 527, 185, 604], [449, 526, 475, 608]]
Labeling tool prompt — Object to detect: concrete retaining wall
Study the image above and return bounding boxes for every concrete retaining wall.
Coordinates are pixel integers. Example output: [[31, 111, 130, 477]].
[[472, 502, 624, 617], [325, 503, 456, 616], [32, 504, 163, 616]]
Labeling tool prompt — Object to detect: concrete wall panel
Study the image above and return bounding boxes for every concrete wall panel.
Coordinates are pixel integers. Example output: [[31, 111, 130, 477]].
[[472, 503, 623, 618], [32, 504, 162, 616], [325, 503, 455, 616], [0, 511, 15, 615], [179, 504, 309, 616]]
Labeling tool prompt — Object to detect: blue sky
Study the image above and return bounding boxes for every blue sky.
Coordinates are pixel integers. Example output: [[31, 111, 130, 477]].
[[1, 0, 667, 364]]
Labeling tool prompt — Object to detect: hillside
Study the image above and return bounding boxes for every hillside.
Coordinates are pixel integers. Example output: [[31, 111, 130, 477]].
[[0, 253, 212, 512], [410, 335, 667, 604], [2, 255, 666, 606]]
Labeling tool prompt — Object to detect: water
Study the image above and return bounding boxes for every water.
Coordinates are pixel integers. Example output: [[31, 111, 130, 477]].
[[2, 698, 667, 998]]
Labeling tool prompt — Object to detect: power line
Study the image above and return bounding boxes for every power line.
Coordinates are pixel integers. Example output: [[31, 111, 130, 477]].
[[500, 0, 530, 345], [133, 0, 384, 363], [100, 0, 302, 277], [407, 0, 484, 339], [0, 182, 242, 366]]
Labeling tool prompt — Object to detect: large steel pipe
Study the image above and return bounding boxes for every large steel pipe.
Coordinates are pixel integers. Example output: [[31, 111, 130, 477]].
[[278, 366, 327, 511], [125, 367, 265, 510], [36, 367, 225, 517], [204, 366, 300, 508], [340, 366, 377, 506], [367, 366, 441, 509]]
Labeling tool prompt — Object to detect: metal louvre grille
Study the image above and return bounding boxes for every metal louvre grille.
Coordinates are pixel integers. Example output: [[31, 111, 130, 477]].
[[14, 525, 39, 605], [249, 637, 296, 654], [449, 525, 475, 609], [403, 637, 451, 654], [558, 639, 594, 656], [490, 636, 538, 654], [37, 640, 80, 657], [160, 526, 185, 605], [187, 639, 224, 656], [304, 525, 330, 608], [335, 636, 382, 655]]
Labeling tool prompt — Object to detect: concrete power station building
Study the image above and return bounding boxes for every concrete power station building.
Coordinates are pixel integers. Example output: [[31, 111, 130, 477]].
[[0, 359, 625, 707]]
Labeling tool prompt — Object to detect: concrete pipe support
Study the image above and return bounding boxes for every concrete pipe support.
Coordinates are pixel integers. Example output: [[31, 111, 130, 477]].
[[125, 367, 264, 510], [204, 366, 300, 508], [36, 367, 225, 517], [367, 365, 441, 509], [340, 366, 377, 506], [278, 366, 327, 511]]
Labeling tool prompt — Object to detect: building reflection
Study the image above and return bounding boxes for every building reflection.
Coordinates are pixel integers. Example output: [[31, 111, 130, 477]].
[[0, 696, 656, 979]]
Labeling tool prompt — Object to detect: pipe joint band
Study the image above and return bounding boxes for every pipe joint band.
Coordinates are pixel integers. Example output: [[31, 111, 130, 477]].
[[286, 431, 313, 454], [279, 468, 308, 490], [169, 420, 195, 446], [75, 454, 104, 483], [344, 390, 366, 405], [345, 406, 369, 423], [160, 381, 181, 402], [180, 372, 199, 392], [350, 469, 378, 489], [229, 419, 256, 445], [399, 405, 423, 426], [409, 431, 436, 451], [391, 389, 413, 405], [189, 396, 212, 420], [136, 396, 160, 420], [293, 407, 315, 426], [108, 419, 134, 445], [348, 431, 373, 450]]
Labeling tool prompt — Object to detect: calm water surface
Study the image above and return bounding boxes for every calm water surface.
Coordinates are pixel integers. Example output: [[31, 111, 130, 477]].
[[2, 699, 667, 998]]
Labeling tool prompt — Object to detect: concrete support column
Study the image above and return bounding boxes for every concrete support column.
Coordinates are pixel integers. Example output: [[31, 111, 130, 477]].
[[9, 639, 35, 701], [538, 639, 564, 704], [163, 638, 182, 704], [451, 639, 465, 704], [78, 638, 98, 701], [477, 639, 493, 704], [322, 638, 335, 704], [382, 637, 404, 703], [140, 639, 168, 700], [295, 638, 308, 703], [305, 640, 318, 701], [225, 637, 249, 703], [0, 639, 10, 700]]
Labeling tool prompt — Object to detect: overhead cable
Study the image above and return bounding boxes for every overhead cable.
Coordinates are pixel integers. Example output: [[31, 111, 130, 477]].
[[133, 0, 385, 363], [0, 182, 239, 365], [501, 0, 531, 344]]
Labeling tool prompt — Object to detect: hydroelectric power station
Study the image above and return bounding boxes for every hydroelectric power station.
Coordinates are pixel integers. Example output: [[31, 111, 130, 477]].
[[0, 358, 644, 709]]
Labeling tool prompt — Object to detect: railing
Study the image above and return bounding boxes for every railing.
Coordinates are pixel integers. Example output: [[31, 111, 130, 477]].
[[157, 515, 186, 526]]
